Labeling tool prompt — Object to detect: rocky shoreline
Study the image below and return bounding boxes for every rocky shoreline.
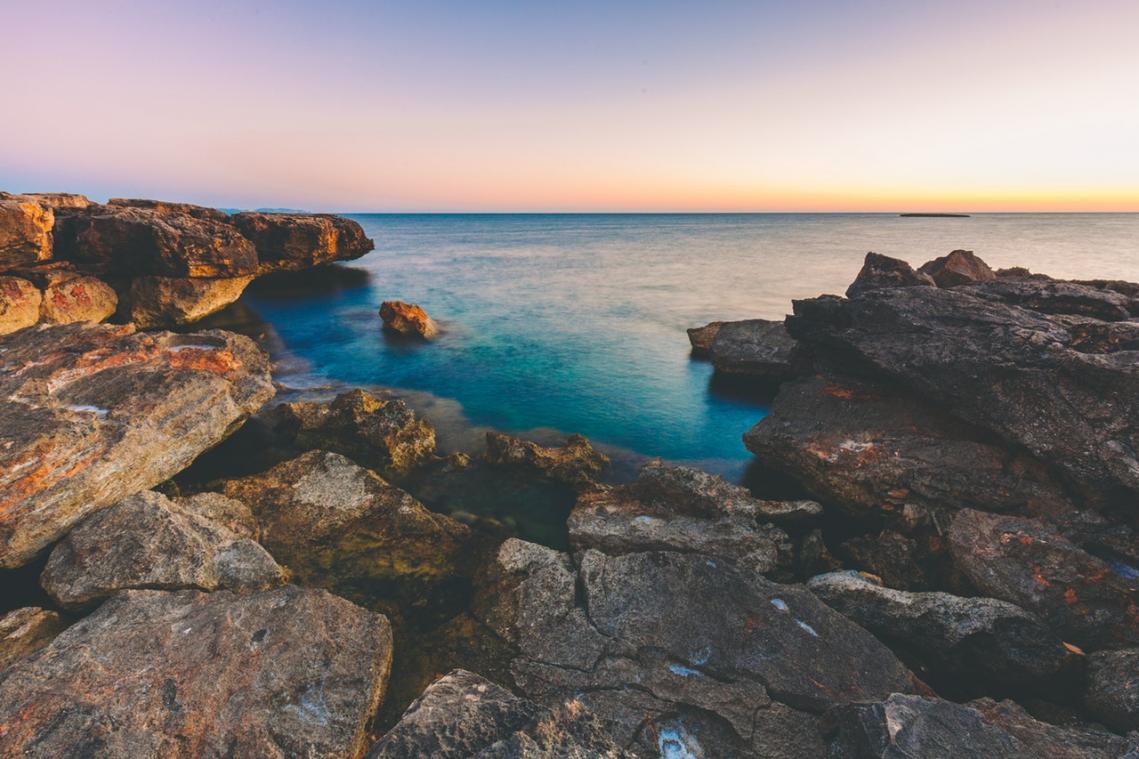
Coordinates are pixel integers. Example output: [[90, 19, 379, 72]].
[[2, 196, 1139, 757]]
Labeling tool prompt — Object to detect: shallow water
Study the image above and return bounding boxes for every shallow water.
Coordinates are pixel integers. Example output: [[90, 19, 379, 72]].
[[244, 213, 1139, 479]]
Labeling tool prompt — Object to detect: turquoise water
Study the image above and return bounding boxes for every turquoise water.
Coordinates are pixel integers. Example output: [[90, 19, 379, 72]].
[[244, 213, 1139, 478]]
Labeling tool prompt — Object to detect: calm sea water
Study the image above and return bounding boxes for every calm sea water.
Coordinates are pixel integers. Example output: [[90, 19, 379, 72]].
[[244, 213, 1139, 479]]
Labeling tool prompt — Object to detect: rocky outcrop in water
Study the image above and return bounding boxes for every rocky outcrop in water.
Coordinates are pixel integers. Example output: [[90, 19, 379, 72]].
[[484, 432, 609, 488], [230, 211, 375, 272], [380, 299, 439, 338], [708, 317, 803, 380]]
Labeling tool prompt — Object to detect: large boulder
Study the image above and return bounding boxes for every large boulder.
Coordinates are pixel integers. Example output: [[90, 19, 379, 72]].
[[367, 669, 631, 758], [917, 249, 996, 287], [0, 275, 41, 334], [708, 318, 803, 380], [40, 490, 286, 610], [228, 211, 374, 272], [0, 607, 66, 670], [845, 252, 935, 298], [1084, 648, 1139, 733], [0, 198, 52, 271], [270, 389, 437, 479], [0, 586, 393, 758], [18, 266, 117, 325], [221, 450, 471, 606], [0, 323, 274, 567], [825, 694, 1138, 758], [807, 571, 1071, 687], [947, 509, 1139, 650], [473, 539, 917, 757], [787, 283, 1139, 507], [484, 432, 609, 488], [124, 274, 254, 327]]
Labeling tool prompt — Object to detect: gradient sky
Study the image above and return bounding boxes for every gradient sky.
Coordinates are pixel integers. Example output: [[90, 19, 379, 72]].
[[3, 0, 1137, 211]]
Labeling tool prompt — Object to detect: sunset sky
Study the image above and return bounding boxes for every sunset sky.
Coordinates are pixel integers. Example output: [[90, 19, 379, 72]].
[[3, 0, 1137, 212]]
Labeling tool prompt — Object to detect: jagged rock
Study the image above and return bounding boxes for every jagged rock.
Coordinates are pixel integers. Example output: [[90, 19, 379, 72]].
[[0, 275, 41, 334], [947, 508, 1139, 650], [270, 389, 437, 478], [686, 320, 724, 356], [106, 197, 230, 222], [786, 286, 1139, 508], [174, 491, 260, 539], [825, 694, 1138, 758], [40, 490, 286, 610], [68, 206, 258, 277], [228, 211, 374, 271], [957, 277, 1138, 321], [0, 586, 393, 758], [380, 299, 438, 338], [367, 669, 631, 758], [484, 432, 609, 488], [918, 249, 996, 287], [125, 274, 254, 327], [708, 318, 803, 380], [0, 198, 53, 271], [845, 252, 935, 298], [0, 323, 274, 568], [745, 375, 1075, 521], [1084, 648, 1139, 732], [473, 539, 916, 757], [807, 571, 1071, 687], [221, 450, 470, 605], [0, 607, 66, 670]]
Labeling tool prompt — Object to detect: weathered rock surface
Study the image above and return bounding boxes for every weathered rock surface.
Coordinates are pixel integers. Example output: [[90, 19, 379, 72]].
[[845, 251, 935, 298], [745, 375, 1075, 521], [40, 490, 286, 610], [1, 191, 92, 210], [947, 508, 1139, 650], [0, 586, 393, 758], [0, 607, 66, 671], [787, 285, 1139, 507], [841, 530, 931, 591], [473, 539, 916, 757], [221, 450, 470, 603], [270, 389, 437, 479], [0, 198, 53, 271], [957, 276, 1139, 321], [367, 669, 631, 758], [686, 320, 724, 356], [174, 491, 260, 539], [484, 432, 609, 488], [918, 249, 996, 287], [229, 211, 374, 271], [1084, 648, 1139, 733], [0, 275, 41, 334], [125, 274, 254, 327], [0, 323, 274, 568], [807, 571, 1070, 686], [380, 299, 438, 339], [21, 267, 118, 325], [708, 317, 803, 380], [825, 694, 1138, 758], [106, 197, 230, 221]]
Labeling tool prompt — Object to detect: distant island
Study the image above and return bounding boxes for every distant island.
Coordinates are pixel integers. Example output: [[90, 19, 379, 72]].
[[900, 212, 970, 217]]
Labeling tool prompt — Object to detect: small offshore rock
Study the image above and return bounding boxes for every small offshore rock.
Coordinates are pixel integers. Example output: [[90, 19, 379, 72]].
[[917, 249, 996, 287], [0, 586, 393, 758], [40, 490, 286, 610], [686, 320, 724, 356], [0, 197, 53, 271], [380, 299, 439, 338], [484, 431, 609, 488], [845, 251, 935, 298], [0, 607, 67, 670], [0, 275, 41, 334], [1084, 648, 1139, 732]]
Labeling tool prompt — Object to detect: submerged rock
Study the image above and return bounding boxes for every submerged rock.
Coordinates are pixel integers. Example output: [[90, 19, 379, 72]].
[[917, 249, 996, 287], [0, 586, 393, 758], [40, 490, 286, 610], [380, 299, 438, 339], [0, 275, 41, 334], [708, 317, 803, 381], [1084, 648, 1139, 733], [845, 251, 935, 298], [125, 274, 255, 327], [825, 694, 1138, 758], [228, 211, 374, 271], [0, 324, 274, 568], [0, 197, 53, 271], [686, 320, 724, 356], [484, 432, 609, 488], [367, 669, 631, 758], [807, 571, 1071, 687], [0, 607, 66, 670]]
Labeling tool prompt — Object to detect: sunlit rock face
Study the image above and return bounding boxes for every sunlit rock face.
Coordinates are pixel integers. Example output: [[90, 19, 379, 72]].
[[380, 299, 439, 339], [228, 211, 374, 272], [0, 197, 53, 271]]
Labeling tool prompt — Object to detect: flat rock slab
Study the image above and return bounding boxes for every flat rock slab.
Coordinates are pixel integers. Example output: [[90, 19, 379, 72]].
[[0, 585, 392, 758], [0, 323, 274, 567], [708, 318, 802, 380]]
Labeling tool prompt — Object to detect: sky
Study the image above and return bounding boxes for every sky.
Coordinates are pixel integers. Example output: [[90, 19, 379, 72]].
[[2, 0, 1137, 212]]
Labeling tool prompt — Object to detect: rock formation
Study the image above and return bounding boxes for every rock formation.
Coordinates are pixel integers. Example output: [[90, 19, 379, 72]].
[[380, 299, 438, 338]]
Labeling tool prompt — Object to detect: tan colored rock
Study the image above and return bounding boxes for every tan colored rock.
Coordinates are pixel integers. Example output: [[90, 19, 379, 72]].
[[38, 271, 117, 325], [0, 275, 41, 334], [0, 607, 66, 670], [686, 321, 724, 356], [126, 274, 254, 327], [484, 432, 609, 488], [229, 211, 374, 271], [107, 197, 229, 221], [0, 198, 53, 271], [380, 300, 438, 338], [0, 323, 274, 568], [174, 491, 260, 539]]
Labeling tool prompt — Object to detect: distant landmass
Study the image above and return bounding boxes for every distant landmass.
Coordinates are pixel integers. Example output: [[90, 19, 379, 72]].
[[900, 213, 970, 218]]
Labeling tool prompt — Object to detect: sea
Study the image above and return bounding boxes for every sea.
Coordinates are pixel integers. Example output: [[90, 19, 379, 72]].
[[237, 213, 1139, 481]]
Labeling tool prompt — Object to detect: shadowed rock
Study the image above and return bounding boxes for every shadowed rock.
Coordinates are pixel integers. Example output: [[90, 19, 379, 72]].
[[0, 607, 66, 670], [380, 299, 438, 339], [0, 586, 393, 758], [948, 508, 1139, 650], [0, 324, 274, 568], [367, 669, 631, 758], [228, 211, 374, 272], [686, 320, 724, 356], [808, 571, 1071, 687], [845, 252, 935, 298], [125, 275, 255, 327], [708, 318, 803, 380], [917, 249, 996, 287], [825, 694, 1138, 758], [0, 198, 53, 271], [40, 490, 286, 610], [0, 275, 41, 334], [1084, 648, 1139, 733], [484, 432, 609, 488]]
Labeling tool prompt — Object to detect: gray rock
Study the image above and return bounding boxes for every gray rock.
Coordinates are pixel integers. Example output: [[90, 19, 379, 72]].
[[1085, 648, 1139, 732], [0, 607, 66, 671], [708, 318, 802, 380], [40, 490, 286, 610], [0, 586, 393, 758], [845, 252, 936, 298], [174, 491, 260, 539], [0, 197, 53, 271], [958, 277, 1139, 321]]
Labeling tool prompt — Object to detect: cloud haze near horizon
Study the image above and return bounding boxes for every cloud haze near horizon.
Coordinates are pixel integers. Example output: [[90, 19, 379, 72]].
[[2, 0, 1137, 212]]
